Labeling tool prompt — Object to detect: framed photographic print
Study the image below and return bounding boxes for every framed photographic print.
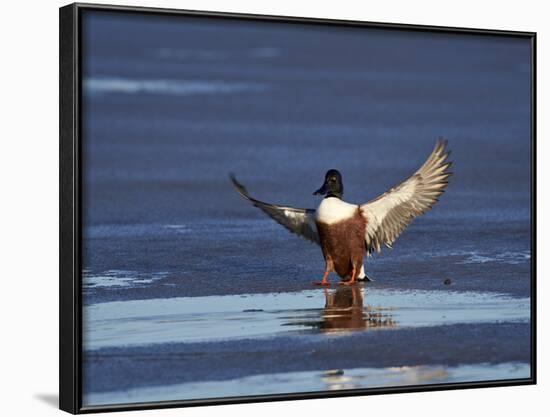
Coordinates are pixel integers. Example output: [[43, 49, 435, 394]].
[[59, 2, 536, 414]]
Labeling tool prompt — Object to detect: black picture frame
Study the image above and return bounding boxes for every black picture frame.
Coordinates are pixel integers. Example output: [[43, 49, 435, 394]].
[[59, 2, 537, 414]]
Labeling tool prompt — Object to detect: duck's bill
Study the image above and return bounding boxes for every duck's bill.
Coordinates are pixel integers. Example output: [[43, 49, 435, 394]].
[[313, 182, 328, 195]]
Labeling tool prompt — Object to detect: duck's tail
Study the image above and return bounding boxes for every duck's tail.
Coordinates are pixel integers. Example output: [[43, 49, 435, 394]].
[[356, 265, 374, 282]]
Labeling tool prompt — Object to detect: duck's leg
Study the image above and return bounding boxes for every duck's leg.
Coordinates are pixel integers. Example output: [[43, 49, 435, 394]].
[[313, 258, 333, 286], [339, 264, 359, 286]]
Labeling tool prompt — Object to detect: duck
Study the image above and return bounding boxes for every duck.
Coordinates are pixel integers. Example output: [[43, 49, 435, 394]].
[[230, 138, 452, 286]]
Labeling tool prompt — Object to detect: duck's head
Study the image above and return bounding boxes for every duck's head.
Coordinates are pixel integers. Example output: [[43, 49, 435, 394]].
[[313, 169, 344, 199]]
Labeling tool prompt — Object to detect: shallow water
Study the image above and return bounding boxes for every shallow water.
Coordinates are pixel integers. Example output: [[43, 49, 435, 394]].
[[83, 287, 529, 349], [82, 285, 531, 405], [86, 362, 530, 405]]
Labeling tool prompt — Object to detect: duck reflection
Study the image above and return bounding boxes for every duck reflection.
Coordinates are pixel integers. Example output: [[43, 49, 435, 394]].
[[319, 286, 395, 333]]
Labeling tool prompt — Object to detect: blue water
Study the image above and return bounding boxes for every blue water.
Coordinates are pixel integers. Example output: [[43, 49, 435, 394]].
[[80, 10, 532, 407]]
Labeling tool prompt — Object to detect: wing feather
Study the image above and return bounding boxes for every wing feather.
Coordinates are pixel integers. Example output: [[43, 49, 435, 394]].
[[360, 138, 452, 255], [229, 174, 320, 245]]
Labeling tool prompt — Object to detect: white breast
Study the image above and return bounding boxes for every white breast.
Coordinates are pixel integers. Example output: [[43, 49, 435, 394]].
[[315, 197, 358, 225]]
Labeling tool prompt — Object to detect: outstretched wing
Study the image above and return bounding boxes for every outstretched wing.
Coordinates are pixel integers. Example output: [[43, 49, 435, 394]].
[[360, 138, 452, 255], [229, 174, 320, 245]]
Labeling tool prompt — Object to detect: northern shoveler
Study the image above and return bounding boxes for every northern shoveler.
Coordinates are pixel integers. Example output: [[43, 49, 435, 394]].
[[230, 138, 452, 286]]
